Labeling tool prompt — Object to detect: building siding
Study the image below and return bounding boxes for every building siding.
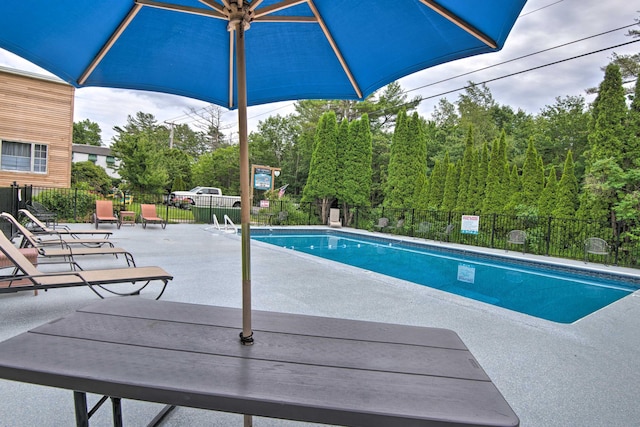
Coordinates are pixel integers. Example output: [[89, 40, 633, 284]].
[[0, 67, 74, 188]]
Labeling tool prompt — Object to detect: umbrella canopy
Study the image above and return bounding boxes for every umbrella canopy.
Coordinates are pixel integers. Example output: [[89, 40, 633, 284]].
[[0, 0, 527, 343]]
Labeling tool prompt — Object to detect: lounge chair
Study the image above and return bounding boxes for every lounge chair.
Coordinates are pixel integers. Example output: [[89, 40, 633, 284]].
[[140, 204, 167, 229], [0, 230, 172, 299], [18, 209, 112, 238], [95, 200, 120, 229], [435, 224, 454, 242], [2, 213, 135, 269], [374, 217, 389, 231], [584, 237, 610, 265], [328, 208, 342, 228], [2, 212, 114, 249], [25, 201, 57, 227], [505, 230, 527, 254]]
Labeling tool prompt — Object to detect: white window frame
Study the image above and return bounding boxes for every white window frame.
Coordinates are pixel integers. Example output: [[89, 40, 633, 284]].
[[0, 140, 48, 173]]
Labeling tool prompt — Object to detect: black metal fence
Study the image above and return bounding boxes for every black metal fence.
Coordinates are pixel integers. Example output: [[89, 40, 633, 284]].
[[2, 183, 639, 268]]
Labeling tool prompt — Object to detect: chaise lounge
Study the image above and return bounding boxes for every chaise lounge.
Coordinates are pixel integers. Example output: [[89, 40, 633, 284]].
[[2, 213, 135, 269], [18, 209, 112, 239], [0, 230, 172, 299]]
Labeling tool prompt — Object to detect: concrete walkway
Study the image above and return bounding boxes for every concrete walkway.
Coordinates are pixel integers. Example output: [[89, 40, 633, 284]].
[[1, 223, 639, 426]]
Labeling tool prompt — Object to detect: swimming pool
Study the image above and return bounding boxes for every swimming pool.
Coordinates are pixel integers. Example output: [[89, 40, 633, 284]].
[[252, 229, 639, 323]]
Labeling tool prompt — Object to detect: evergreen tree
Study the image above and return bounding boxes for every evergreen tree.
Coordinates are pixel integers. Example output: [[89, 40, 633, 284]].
[[339, 116, 373, 224], [520, 138, 544, 208], [441, 161, 459, 212], [538, 166, 558, 217], [455, 127, 474, 212], [483, 135, 505, 213], [428, 153, 448, 209], [302, 111, 338, 223], [471, 142, 489, 212], [385, 109, 410, 207], [550, 149, 578, 218], [579, 64, 628, 230], [335, 118, 350, 207], [466, 148, 479, 213], [504, 164, 521, 212]]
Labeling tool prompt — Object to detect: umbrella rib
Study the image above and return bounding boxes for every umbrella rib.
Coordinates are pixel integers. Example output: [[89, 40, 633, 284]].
[[307, 1, 362, 99], [139, 0, 226, 19], [253, 0, 308, 18], [198, 0, 229, 16], [254, 16, 316, 23], [138, 0, 226, 18], [79, 4, 143, 85], [419, 0, 497, 48]]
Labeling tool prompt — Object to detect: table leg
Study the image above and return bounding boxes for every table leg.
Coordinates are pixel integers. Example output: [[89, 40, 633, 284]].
[[74, 391, 89, 427]]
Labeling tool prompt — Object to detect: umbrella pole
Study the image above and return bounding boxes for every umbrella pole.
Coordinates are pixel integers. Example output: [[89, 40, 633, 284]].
[[235, 16, 253, 348]]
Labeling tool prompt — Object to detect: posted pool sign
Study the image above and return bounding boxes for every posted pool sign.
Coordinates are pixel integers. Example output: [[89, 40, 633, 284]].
[[461, 215, 479, 235]]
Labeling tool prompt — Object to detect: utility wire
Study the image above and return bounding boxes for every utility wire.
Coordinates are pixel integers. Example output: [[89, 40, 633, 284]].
[[412, 39, 640, 104], [405, 23, 639, 94]]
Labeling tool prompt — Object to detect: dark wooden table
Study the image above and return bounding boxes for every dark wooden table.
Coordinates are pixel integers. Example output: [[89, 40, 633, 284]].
[[0, 298, 519, 426]]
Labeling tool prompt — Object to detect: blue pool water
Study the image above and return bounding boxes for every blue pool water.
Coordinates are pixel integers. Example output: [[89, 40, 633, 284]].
[[252, 230, 638, 323]]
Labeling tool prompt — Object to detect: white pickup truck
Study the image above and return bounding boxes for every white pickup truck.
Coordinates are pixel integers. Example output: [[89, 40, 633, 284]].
[[169, 186, 241, 208]]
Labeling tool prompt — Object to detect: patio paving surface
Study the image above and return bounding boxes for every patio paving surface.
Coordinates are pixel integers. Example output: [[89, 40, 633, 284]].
[[1, 223, 639, 426]]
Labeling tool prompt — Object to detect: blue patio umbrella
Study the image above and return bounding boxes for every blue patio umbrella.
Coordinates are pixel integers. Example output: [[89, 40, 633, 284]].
[[0, 0, 527, 344]]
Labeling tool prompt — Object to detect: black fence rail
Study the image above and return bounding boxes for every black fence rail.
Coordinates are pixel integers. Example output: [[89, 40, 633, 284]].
[[2, 184, 639, 269]]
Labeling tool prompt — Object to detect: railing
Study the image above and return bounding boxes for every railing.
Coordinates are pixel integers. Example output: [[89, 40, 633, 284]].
[[3, 183, 639, 268]]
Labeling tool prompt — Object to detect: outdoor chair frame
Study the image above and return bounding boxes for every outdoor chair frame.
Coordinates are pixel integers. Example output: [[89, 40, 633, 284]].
[[1, 213, 135, 270], [505, 230, 527, 254], [140, 204, 167, 229], [0, 229, 172, 299], [584, 237, 610, 265], [18, 209, 112, 238]]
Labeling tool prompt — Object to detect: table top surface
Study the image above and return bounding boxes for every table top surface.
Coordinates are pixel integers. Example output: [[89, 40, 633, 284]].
[[0, 298, 518, 426]]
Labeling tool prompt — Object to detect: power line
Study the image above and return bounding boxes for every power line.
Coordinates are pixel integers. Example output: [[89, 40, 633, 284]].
[[414, 39, 640, 104], [519, 0, 565, 17], [406, 23, 639, 95]]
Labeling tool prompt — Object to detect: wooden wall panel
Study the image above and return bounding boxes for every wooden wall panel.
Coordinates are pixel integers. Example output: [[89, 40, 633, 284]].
[[0, 69, 74, 188]]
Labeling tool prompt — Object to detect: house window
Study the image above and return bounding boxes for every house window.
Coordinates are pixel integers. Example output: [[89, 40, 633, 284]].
[[0, 140, 48, 173], [106, 156, 115, 165], [88, 153, 98, 163]]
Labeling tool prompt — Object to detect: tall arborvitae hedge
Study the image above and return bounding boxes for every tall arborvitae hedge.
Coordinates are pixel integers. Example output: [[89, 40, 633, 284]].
[[301, 111, 338, 221], [441, 160, 459, 212], [538, 166, 558, 217], [554, 150, 579, 218], [520, 138, 544, 208], [455, 127, 474, 212], [385, 109, 425, 208], [428, 153, 448, 209]]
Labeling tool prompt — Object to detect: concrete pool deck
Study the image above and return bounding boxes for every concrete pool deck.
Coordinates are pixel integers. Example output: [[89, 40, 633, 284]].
[[1, 224, 639, 426]]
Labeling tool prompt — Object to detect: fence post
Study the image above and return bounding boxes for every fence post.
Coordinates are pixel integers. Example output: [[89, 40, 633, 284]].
[[490, 214, 496, 248], [73, 188, 78, 221], [546, 216, 552, 256]]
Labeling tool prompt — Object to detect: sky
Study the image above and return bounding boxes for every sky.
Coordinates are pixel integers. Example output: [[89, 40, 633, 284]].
[[0, 0, 638, 146]]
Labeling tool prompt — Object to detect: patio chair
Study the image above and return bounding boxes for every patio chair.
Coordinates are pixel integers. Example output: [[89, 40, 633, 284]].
[[1, 213, 134, 269], [0, 229, 172, 299], [270, 211, 288, 225], [506, 230, 527, 254], [416, 222, 431, 237], [435, 224, 454, 242], [374, 217, 389, 231], [18, 209, 112, 238], [25, 201, 57, 227], [1, 212, 114, 249], [584, 237, 610, 265], [328, 208, 342, 228], [141, 204, 166, 229], [95, 200, 120, 229]]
